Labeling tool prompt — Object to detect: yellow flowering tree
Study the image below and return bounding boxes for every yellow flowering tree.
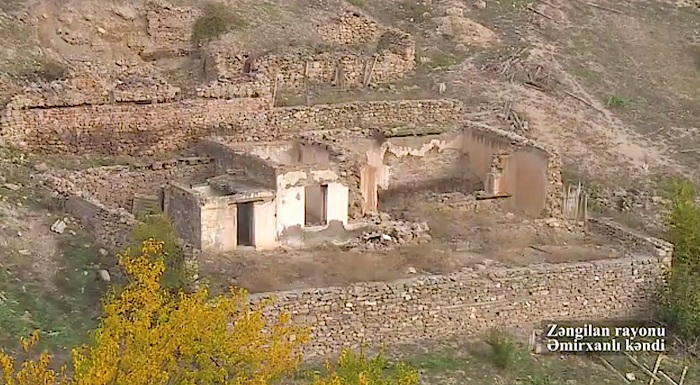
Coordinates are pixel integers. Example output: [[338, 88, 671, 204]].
[[0, 331, 69, 385], [0, 239, 420, 385]]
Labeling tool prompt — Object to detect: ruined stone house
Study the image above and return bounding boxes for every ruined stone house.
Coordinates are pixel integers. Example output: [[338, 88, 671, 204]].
[[162, 138, 351, 252]]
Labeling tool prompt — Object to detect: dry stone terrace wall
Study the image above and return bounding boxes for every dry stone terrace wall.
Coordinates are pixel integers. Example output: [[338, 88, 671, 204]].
[[1, 97, 462, 155], [205, 29, 415, 89], [251, 254, 666, 360], [268, 99, 462, 133], [587, 217, 674, 259]]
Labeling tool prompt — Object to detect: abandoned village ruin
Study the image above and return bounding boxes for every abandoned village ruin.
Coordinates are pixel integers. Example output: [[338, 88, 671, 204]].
[[0, 1, 674, 359]]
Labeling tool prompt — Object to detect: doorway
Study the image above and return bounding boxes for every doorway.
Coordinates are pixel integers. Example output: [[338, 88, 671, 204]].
[[304, 185, 328, 226], [236, 202, 254, 246]]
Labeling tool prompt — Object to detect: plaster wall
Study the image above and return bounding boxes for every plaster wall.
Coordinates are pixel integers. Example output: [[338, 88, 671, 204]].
[[276, 186, 306, 234], [326, 182, 349, 225], [200, 197, 238, 253], [507, 147, 549, 216], [462, 127, 513, 180], [253, 201, 278, 250]]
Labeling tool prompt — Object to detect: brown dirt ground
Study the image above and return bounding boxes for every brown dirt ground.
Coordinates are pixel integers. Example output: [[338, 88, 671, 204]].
[[201, 199, 622, 293]]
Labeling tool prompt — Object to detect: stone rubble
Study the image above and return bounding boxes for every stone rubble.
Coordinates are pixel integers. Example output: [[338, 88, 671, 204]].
[[346, 212, 431, 250]]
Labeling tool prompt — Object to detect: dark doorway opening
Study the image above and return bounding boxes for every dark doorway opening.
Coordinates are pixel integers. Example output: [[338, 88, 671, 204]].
[[304, 185, 328, 226], [237, 202, 254, 246]]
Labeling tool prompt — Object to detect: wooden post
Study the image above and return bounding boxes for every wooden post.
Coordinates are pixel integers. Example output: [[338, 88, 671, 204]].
[[336, 62, 345, 90], [363, 55, 378, 87], [649, 353, 663, 385], [270, 73, 279, 109], [304, 61, 310, 106]]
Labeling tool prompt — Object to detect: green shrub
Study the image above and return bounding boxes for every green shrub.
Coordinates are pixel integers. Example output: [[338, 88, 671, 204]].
[[132, 212, 189, 292], [191, 2, 247, 45], [485, 328, 516, 369], [660, 178, 700, 341], [312, 348, 419, 385]]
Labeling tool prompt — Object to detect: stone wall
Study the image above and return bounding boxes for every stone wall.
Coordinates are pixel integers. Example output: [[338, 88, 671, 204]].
[[44, 157, 215, 211], [587, 217, 673, 259], [143, 0, 200, 58], [43, 157, 216, 251], [164, 182, 202, 248], [1, 97, 461, 155], [48, 189, 138, 253], [1, 98, 269, 154], [251, 252, 666, 360], [204, 28, 415, 89], [267, 99, 461, 133], [316, 11, 380, 45]]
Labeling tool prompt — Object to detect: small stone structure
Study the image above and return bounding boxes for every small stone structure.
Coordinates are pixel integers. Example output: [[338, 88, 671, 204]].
[[164, 139, 352, 252], [316, 11, 380, 45]]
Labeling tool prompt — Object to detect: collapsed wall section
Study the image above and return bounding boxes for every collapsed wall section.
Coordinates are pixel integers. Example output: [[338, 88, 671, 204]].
[[464, 124, 563, 217], [42, 157, 216, 251], [204, 28, 415, 89], [143, 0, 201, 59]]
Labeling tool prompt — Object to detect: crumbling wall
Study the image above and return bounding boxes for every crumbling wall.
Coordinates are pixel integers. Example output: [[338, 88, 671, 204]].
[[316, 11, 379, 45], [164, 182, 202, 248], [587, 217, 673, 259], [463, 124, 563, 217], [204, 28, 415, 89], [44, 157, 215, 210], [381, 135, 474, 194], [43, 175, 139, 252], [143, 0, 201, 58], [250, 250, 667, 360]]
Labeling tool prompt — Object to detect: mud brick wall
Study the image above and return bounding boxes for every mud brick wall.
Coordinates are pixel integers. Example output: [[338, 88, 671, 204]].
[[267, 99, 462, 133], [251, 254, 666, 360], [205, 29, 415, 89]]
